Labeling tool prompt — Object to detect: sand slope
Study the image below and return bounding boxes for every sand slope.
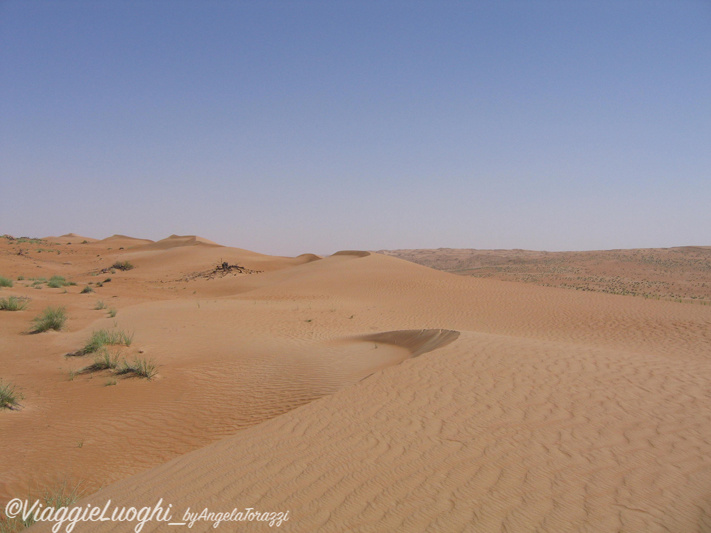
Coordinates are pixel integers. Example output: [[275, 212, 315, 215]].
[[2, 236, 710, 532], [52, 331, 711, 532]]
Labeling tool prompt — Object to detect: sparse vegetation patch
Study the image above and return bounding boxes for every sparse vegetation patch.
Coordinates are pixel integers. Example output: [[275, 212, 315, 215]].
[[180, 261, 262, 282], [0, 296, 29, 311], [47, 275, 69, 288], [111, 261, 134, 271], [83, 349, 120, 372], [0, 380, 22, 410], [117, 357, 157, 379], [81, 328, 133, 354], [0, 481, 83, 531], [31, 307, 67, 333]]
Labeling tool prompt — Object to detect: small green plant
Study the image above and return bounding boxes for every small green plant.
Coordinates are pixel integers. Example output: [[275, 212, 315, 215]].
[[1, 481, 84, 530], [0, 276, 13, 288], [0, 380, 22, 409], [108, 308, 117, 318], [31, 306, 67, 333], [82, 328, 133, 354], [47, 275, 69, 288], [17, 275, 24, 281], [111, 261, 134, 271], [0, 296, 29, 311], [105, 379, 117, 387], [117, 357, 157, 379], [80, 285, 94, 294], [84, 349, 120, 372], [40, 481, 83, 510], [94, 300, 106, 310]]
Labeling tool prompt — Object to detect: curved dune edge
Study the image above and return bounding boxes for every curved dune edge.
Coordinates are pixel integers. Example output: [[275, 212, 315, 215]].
[[355, 328, 460, 358], [294, 253, 322, 263]]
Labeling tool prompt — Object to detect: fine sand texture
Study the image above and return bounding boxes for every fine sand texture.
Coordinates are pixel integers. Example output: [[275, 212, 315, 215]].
[[1, 234, 710, 532]]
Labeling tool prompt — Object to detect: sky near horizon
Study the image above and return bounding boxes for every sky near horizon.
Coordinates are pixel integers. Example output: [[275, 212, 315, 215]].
[[1, 1, 709, 256]]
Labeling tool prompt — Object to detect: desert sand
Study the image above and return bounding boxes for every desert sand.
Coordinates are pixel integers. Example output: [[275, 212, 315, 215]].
[[379, 247, 711, 304], [1, 234, 710, 532]]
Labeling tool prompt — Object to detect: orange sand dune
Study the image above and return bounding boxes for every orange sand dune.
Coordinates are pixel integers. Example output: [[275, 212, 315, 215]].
[[136, 234, 222, 251], [97, 235, 155, 248], [44, 233, 98, 244], [1, 234, 710, 532]]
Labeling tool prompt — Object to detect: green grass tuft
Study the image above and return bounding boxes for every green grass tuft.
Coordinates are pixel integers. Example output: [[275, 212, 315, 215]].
[[0, 276, 13, 288], [80, 285, 94, 294], [0, 380, 22, 410], [31, 306, 67, 333], [82, 328, 134, 354], [0, 296, 29, 311], [117, 357, 157, 379], [47, 275, 69, 288], [94, 300, 106, 310], [0, 481, 83, 532], [84, 349, 120, 372], [111, 261, 134, 271]]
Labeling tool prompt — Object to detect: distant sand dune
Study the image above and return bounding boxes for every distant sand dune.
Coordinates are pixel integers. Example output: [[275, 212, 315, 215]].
[[133, 234, 222, 251], [44, 233, 98, 244], [98, 235, 154, 247]]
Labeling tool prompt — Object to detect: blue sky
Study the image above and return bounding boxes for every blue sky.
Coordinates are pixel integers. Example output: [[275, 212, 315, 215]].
[[1, 1, 709, 256]]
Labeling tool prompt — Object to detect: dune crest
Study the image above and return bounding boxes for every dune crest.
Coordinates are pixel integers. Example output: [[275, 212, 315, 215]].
[[98, 235, 154, 246], [44, 233, 97, 243], [134, 234, 222, 251]]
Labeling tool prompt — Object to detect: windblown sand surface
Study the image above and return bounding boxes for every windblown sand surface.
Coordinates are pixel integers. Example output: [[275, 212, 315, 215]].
[[1, 234, 710, 532]]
